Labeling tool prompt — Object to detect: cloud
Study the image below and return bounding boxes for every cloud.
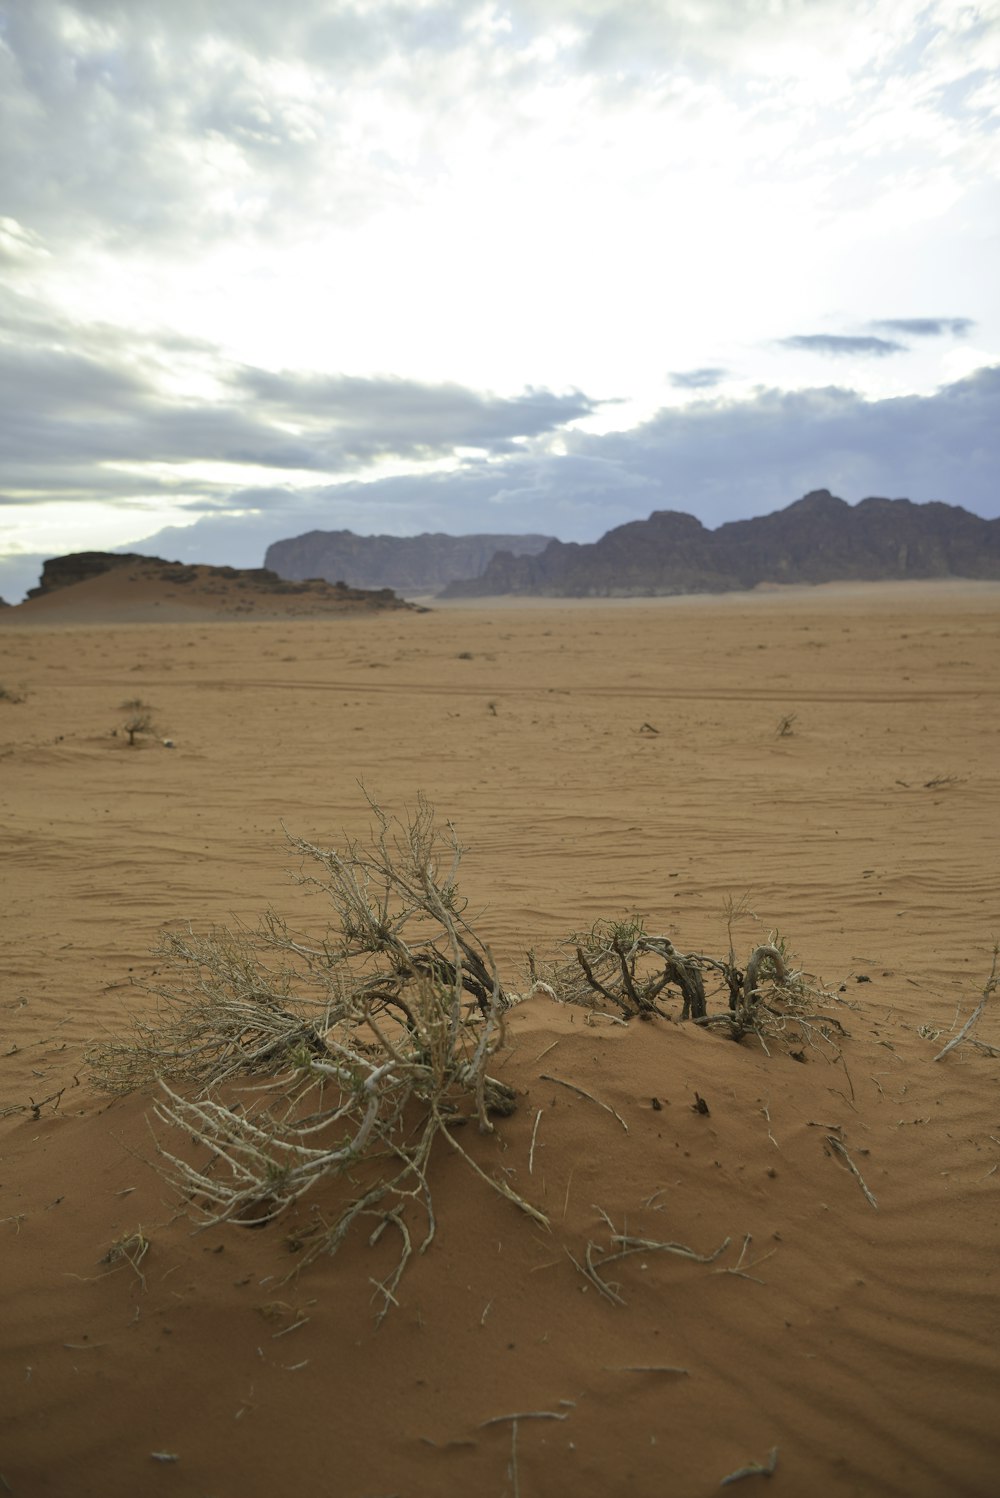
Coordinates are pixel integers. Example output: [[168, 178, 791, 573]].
[[116, 364, 1000, 589], [0, 285, 599, 510], [561, 366, 1000, 522], [779, 334, 906, 357], [870, 317, 974, 337], [2, 2, 997, 597], [233, 368, 598, 452], [3, 0, 996, 270], [669, 368, 727, 389]]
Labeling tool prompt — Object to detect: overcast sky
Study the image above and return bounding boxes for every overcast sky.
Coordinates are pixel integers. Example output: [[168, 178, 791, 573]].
[[1, 0, 998, 598]]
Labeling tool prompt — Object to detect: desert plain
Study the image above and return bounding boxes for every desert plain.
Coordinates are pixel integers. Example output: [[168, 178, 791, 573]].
[[1, 574, 999, 1497]]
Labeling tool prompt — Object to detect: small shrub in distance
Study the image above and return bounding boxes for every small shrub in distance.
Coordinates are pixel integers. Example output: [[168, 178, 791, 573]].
[[119, 698, 157, 746]]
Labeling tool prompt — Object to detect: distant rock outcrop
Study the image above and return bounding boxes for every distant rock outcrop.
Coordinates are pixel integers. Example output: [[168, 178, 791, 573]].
[[27, 552, 149, 598], [264, 530, 555, 595], [20, 552, 419, 615], [441, 492, 1000, 597]]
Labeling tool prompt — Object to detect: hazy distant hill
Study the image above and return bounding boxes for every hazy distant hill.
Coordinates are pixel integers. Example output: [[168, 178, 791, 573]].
[[264, 530, 554, 595], [441, 491, 1000, 597]]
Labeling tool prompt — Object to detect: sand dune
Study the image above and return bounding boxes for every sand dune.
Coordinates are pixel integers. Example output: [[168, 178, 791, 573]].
[[1, 580, 998, 1497]]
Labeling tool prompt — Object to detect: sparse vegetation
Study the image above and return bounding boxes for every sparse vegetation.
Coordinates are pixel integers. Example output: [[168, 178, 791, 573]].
[[530, 908, 829, 1050], [88, 796, 544, 1313], [89, 795, 838, 1313], [119, 698, 158, 746], [0, 683, 27, 703], [775, 712, 797, 737], [100, 1228, 150, 1288], [934, 945, 999, 1061]]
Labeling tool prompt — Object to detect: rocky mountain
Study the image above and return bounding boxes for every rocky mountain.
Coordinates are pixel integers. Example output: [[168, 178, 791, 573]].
[[441, 492, 1000, 597], [264, 530, 554, 595]]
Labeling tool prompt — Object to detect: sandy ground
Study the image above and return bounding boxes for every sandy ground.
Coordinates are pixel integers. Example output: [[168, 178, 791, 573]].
[[1, 577, 999, 1497]]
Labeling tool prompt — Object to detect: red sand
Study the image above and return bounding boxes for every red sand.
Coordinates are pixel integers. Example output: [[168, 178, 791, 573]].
[[1, 578, 999, 1496]]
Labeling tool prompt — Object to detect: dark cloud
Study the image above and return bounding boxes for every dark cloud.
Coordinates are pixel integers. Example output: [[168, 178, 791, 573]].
[[235, 368, 597, 449], [870, 318, 974, 338], [562, 367, 1000, 522], [0, 289, 600, 505], [779, 334, 906, 357], [669, 368, 727, 389]]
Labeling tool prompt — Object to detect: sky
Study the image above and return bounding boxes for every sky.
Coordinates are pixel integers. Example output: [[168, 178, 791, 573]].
[[1, 0, 999, 600]]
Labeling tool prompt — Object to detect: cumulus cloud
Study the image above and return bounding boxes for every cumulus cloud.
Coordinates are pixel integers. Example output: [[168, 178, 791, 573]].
[[3, 0, 995, 267], [779, 334, 906, 357]]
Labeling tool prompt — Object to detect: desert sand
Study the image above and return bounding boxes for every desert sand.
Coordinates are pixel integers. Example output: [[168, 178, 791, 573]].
[[1, 576, 999, 1497]]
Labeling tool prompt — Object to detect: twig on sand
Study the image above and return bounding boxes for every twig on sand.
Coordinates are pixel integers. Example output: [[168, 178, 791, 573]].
[[720, 1447, 778, 1485], [480, 1410, 570, 1427], [610, 1232, 730, 1266], [100, 1229, 150, 1289], [510, 1417, 519, 1498], [713, 1233, 776, 1283], [566, 1216, 731, 1306], [480, 1413, 571, 1498], [934, 947, 999, 1061], [540, 1073, 628, 1132], [606, 1364, 689, 1376], [826, 1135, 878, 1209], [271, 1317, 310, 1339], [529, 1109, 542, 1174]]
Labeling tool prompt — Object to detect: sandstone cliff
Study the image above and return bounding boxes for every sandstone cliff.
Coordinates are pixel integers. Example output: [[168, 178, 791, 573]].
[[441, 492, 1000, 597], [264, 530, 554, 595]]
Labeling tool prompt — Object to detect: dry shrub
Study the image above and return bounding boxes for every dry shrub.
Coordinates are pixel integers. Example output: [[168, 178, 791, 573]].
[[88, 797, 839, 1312], [533, 911, 840, 1054], [88, 795, 544, 1311]]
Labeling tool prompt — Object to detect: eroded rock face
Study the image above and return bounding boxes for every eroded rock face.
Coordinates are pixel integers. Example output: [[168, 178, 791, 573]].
[[264, 530, 555, 594], [26, 553, 150, 598], [441, 492, 1000, 597]]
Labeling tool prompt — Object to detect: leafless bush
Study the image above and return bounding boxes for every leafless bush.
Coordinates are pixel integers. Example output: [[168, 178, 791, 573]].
[[88, 795, 545, 1310], [89, 797, 836, 1314], [534, 911, 835, 1049], [119, 698, 158, 746]]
